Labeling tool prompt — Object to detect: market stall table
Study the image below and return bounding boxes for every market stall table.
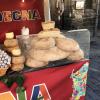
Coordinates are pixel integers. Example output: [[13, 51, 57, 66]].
[[0, 60, 89, 100], [0, 29, 90, 100]]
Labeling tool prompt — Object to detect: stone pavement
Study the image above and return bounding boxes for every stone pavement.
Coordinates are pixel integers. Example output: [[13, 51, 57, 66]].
[[86, 37, 100, 100]]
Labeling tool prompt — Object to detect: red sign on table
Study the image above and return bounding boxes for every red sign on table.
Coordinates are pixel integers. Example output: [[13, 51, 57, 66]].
[[0, 0, 44, 43]]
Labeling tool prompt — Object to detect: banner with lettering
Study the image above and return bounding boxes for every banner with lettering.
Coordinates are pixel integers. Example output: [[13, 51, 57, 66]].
[[0, 61, 89, 100], [0, 0, 44, 43]]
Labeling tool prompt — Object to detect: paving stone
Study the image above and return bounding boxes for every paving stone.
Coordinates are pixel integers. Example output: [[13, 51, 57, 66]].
[[86, 37, 100, 100]]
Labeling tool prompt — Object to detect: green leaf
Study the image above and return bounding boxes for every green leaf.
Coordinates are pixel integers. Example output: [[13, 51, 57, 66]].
[[0, 76, 15, 87], [15, 75, 24, 87], [6, 78, 15, 87], [0, 73, 25, 88], [0, 76, 8, 84], [16, 86, 25, 93]]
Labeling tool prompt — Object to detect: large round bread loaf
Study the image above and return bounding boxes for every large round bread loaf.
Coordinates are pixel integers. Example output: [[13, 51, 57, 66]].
[[56, 38, 80, 51], [29, 47, 70, 61], [11, 63, 24, 71], [42, 21, 55, 30], [67, 49, 84, 61], [37, 29, 65, 38], [31, 37, 55, 50], [26, 58, 48, 68], [4, 39, 18, 47], [12, 56, 25, 64]]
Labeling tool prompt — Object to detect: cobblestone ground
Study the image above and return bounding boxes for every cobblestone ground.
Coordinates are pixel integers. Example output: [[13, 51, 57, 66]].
[[86, 37, 100, 100]]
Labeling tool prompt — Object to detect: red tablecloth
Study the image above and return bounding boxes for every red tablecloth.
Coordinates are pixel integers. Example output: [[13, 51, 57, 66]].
[[0, 60, 89, 100]]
